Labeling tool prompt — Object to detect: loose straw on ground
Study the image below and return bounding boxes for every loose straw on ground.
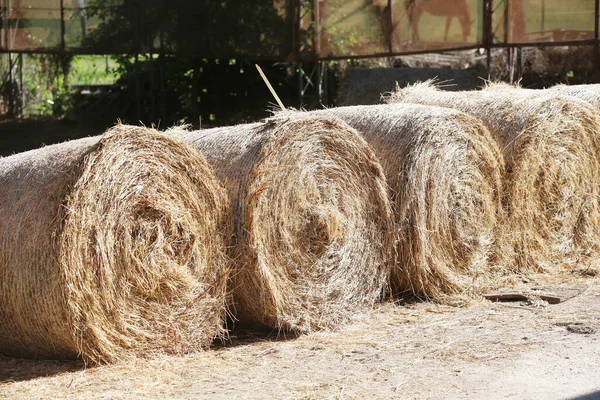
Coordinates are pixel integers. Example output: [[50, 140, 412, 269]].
[[386, 82, 600, 272], [0, 125, 231, 364], [182, 115, 394, 332], [311, 104, 505, 299]]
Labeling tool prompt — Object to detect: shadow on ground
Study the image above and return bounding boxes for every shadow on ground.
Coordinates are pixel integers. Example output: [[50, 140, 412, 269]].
[[0, 355, 84, 384]]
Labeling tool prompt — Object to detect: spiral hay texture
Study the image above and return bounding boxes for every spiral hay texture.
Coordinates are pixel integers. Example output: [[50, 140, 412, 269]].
[[0, 125, 230, 364], [311, 104, 504, 298], [182, 115, 394, 332], [387, 82, 600, 272]]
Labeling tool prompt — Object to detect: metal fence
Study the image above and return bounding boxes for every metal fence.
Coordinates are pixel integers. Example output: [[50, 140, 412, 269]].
[[1, 0, 598, 60]]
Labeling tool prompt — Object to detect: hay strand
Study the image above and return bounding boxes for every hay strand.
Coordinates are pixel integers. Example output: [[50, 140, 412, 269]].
[[0, 125, 231, 364]]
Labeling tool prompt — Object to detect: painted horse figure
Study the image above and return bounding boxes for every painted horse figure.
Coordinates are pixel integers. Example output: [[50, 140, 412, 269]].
[[405, 0, 473, 42]]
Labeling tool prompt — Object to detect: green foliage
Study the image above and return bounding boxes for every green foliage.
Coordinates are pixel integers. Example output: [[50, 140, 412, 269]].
[[21, 54, 73, 116], [109, 55, 297, 127], [69, 56, 119, 86], [83, 0, 293, 58]]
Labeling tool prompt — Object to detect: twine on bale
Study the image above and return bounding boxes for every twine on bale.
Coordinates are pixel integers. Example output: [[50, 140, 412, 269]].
[[182, 115, 394, 332], [386, 81, 600, 272], [0, 125, 231, 364], [312, 104, 505, 299]]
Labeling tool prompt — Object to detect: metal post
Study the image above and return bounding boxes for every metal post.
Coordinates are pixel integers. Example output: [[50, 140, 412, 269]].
[[78, 0, 87, 39], [322, 61, 328, 106], [594, 0, 599, 70], [1, 0, 5, 50], [297, 62, 303, 108], [135, 53, 141, 122], [7, 51, 13, 116], [387, 0, 393, 54], [541, 0, 546, 33], [504, 0, 509, 44], [159, 25, 166, 124], [206, 0, 213, 54], [60, 0, 65, 51], [18, 52, 23, 115], [483, 0, 493, 73], [314, 0, 320, 58], [595, 0, 599, 43]]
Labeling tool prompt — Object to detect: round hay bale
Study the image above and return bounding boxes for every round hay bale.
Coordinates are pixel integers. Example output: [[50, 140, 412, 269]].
[[0, 125, 231, 364], [312, 104, 505, 299], [484, 82, 600, 109], [181, 115, 394, 332], [386, 82, 600, 272]]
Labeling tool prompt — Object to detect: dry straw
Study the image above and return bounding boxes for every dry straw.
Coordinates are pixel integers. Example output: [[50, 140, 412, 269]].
[[312, 104, 505, 299], [181, 114, 394, 332], [484, 82, 600, 109], [0, 125, 231, 364], [386, 81, 600, 272]]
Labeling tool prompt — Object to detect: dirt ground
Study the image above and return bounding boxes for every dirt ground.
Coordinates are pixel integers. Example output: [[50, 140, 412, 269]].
[[0, 272, 598, 400]]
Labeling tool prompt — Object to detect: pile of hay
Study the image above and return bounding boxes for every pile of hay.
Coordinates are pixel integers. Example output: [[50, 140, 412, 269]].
[[182, 115, 394, 332], [386, 82, 600, 272], [312, 104, 505, 299], [0, 125, 231, 364]]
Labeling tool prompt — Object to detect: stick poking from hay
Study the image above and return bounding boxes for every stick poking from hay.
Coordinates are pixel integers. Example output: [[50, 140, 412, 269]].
[[0, 125, 231, 364], [182, 115, 394, 332], [256, 64, 286, 112], [386, 81, 600, 272], [312, 104, 505, 299]]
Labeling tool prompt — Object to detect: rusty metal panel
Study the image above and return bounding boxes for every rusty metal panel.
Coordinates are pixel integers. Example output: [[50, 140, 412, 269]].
[[392, 0, 482, 54], [4, 0, 62, 51], [1, 1, 599, 57], [493, 0, 595, 44], [313, 0, 483, 59]]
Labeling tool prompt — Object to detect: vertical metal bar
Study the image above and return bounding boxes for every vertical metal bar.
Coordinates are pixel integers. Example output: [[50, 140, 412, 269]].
[[287, 0, 300, 61], [1, 0, 5, 50], [317, 61, 322, 105], [60, 0, 65, 51], [206, 0, 213, 54], [136, 1, 141, 53], [504, 0, 509, 44], [594, 0, 599, 69], [7, 51, 13, 116], [149, 49, 155, 123], [135, 53, 141, 122], [297, 62, 303, 108], [595, 0, 599, 42], [18, 52, 23, 115], [322, 61, 328, 106], [295, 0, 301, 59], [159, 21, 166, 124], [314, 0, 320, 59], [387, 0, 393, 54], [505, 0, 511, 81], [541, 0, 546, 33], [79, 0, 87, 39], [484, 0, 492, 73]]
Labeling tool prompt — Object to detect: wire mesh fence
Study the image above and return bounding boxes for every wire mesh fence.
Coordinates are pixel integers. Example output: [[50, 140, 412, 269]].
[[1, 0, 598, 59]]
